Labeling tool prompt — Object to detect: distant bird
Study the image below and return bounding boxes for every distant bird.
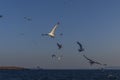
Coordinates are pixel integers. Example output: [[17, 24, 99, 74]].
[[76, 41, 84, 52], [0, 15, 3, 18], [51, 54, 63, 60], [51, 54, 56, 58], [83, 55, 102, 66], [57, 42, 62, 50], [24, 16, 32, 21], [41, 22, 60, 38]]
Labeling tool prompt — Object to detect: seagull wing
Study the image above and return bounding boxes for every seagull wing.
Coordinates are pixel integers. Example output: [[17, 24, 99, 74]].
[[83, 55, 103, 66], [57, 42, 62, 49], [50, 22, 59, 34], [83, 55, 95, 65], [41, 34, 48, 36], [83, 55, 91, 61], [57, 42, 60, 47], [77, 41, 83, 49], [94, 61, 102, 65]]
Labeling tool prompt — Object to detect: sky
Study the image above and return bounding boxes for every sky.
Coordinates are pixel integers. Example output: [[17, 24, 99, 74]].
[[0, 0, 120, 69]]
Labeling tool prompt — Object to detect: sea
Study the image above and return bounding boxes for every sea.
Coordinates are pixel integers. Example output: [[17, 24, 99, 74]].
[[0, 69, 119, 80]]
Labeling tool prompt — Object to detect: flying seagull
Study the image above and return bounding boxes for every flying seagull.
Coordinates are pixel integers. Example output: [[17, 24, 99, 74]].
[[42, 22, 60, 38], [77, 41, 84, 52], [51, 54, 56, 58], [24, 16, 32, 21], [51, 54, 63, 60], [0, 15, 3, 18], [57, 42, 62, 50], [83, 55, 102, 66]]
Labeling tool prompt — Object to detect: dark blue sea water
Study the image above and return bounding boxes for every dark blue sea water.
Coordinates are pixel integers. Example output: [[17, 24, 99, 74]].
[[0, 69, 119, 80]]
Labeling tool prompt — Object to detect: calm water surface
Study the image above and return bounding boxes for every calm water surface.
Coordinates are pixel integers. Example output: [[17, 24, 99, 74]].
[[0, 69, 119, 80]]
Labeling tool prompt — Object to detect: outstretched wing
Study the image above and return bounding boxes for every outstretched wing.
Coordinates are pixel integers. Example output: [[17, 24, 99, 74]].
[[50, 22, 60, 34], [77, 41, 83, 49], [83, 55, 91, 61], [83, 55, 103, 66], [57, 42, 62, 49], [94, 61, 102, 65], [41, 34, 48, 36]]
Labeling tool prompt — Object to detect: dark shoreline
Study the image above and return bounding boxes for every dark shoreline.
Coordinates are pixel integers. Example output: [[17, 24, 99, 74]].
[[0, 66, 27, 70], [0, 66, 120, 70]]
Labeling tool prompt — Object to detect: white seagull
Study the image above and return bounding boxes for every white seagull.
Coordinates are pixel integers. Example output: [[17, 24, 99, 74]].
[[42, 22, 60, 38]]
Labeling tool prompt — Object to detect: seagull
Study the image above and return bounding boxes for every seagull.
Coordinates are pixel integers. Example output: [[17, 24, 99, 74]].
[[76, 41, 84, 52], [51, 54, 56, 58], [57, 42, 62, 50], [51, 54, 63, 60], [24, 16, 32, 21], [0, 15, 3, 18], [83, 55, 102, 66], [42, 22, 60, 38]]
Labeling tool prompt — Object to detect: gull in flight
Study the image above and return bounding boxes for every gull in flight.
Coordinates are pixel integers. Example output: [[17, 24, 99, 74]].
[[83, 55, 102, 66], [51, 54, 56, 58], [24, 16, 32, 21], [57, 42, 62, 50], [51, 54, 63, 60], [77, 41, 84, 52], [42, 22, 60, 38], [0, 15, 3, 18]]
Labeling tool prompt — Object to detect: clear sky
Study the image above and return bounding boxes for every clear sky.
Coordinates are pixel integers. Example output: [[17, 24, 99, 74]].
[[0, 0, 120, 69]]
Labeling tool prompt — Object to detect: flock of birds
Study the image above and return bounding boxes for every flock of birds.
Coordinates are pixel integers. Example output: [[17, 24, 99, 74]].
[[0, 15, 109, 68], [41, 22, 119, 79], [0, 14, 118, 79], [41, 22, 107, 68]]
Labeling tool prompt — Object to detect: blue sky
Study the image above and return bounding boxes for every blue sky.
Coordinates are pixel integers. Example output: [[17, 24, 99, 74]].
[[0, 0, 120, 69]]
